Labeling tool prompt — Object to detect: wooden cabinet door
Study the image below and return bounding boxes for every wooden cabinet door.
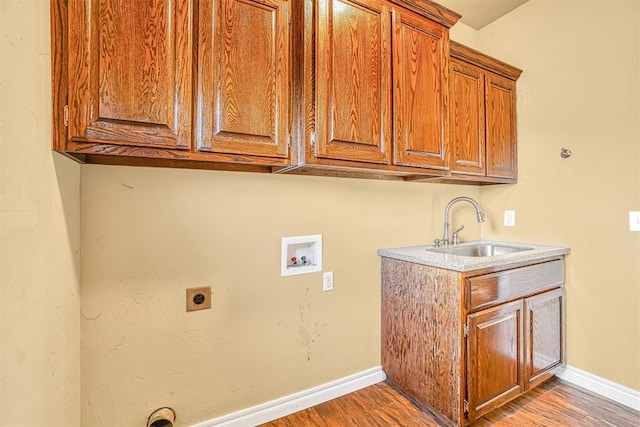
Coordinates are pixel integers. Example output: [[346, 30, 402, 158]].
[[524, 288, 564, 390], [315, 0, 392, 164], [467, 299, 524, 422], [68, 0, 193, 149], [450, 58, 485, 175], [392, 8, 448, 170], [196, 0, 290, 158], [485, 73, 517, 179]]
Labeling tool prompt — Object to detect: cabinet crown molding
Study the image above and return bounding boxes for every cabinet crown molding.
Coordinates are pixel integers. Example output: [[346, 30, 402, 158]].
[[388, 0, 461, 28], [450, 40, 523, 80]]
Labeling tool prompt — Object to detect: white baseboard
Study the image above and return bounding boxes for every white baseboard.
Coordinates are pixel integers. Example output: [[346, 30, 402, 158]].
[[192, 367, 387, 427], [192, 364, 638, 426], [557, 365, 640, 411]]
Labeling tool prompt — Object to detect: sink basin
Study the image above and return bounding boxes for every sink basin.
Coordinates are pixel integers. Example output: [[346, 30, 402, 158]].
[[426, 243, 533, 257]]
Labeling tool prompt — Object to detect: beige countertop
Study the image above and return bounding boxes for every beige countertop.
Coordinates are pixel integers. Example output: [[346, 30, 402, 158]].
[[377, 240, 571, 272]]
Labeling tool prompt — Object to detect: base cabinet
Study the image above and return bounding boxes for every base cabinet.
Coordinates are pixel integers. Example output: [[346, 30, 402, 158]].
[[466, 299, 524, 421], [381, 257, 566, 426], [524, 288, 565, 389]]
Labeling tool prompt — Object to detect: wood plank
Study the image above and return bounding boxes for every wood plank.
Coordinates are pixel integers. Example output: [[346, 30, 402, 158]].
[[259, 379, 640, 427]]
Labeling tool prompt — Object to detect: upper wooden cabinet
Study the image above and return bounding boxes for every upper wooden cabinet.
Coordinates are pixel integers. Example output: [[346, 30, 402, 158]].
[[291, 0, 459, 179], [449, 58, 485, 175], [485, 73, 517, 179], [53, 0, 291, 170], [53, 0, 527, 184], [65, 0, 194, 150], [449, 41, 521, 183], [392, 7, 449, 170], [314, 0, 393, 165], [197, 0, 290, 159]]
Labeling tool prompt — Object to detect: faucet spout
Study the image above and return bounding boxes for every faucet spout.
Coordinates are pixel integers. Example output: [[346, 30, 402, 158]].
[[439, 197, 485, 246]]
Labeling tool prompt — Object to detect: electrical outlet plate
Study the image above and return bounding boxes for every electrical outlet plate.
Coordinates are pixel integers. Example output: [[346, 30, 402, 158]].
[[630, 211, 640, 231], [323, 271, 334, 291], [504, 210, 516, 227], [281, 235, 322, 276], [186, 286, 211, 312]]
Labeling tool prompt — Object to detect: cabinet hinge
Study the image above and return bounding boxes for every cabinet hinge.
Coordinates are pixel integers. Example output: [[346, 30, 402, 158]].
[[464, 324, 469, 337], [63, 105, 69, 127], [464, 400, 469, 413]]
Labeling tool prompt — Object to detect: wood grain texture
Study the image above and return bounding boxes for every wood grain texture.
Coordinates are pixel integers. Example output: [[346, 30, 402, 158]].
[[261, 382, 441, 427], [78, 153, 274, 173], [485, 72, 517, 179], [387, 0, 460, 28], [97, 0, 170, 124], [450, 40, 522, 81], [467, 299, 525, 422], [51, 0, 68, 151], [296, 0, 457, 180], [56, 0, 294, 171], [64, 139, 290, 165], [381, 258, 464, 426], [55, 0, 520, 180], [315, 0, 392, 164], [68, 0, 193, 149], [275, 164, 445, 180], [261, 378, 640, 427], [449, 57, 485, 176], [524, 288, 565, 390], [448, 41, 520, 183], [382, 257, 567, 425], [197, 0, 290, 158], [392, 7, 449, 170], [466, 260, 565, 312]]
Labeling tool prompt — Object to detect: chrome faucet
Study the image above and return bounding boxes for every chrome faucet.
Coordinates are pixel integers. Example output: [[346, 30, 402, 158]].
[[435, 197, 486, 247]]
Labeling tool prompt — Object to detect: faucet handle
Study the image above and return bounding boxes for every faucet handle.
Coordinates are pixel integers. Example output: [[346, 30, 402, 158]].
[[451, 225, 465, 245]]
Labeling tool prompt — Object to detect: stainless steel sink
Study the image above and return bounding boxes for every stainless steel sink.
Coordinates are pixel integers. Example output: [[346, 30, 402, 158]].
[[425, 243, 533, 257]]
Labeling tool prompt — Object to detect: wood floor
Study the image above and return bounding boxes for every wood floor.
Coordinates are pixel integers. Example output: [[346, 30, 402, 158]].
[[259, 377, 640, 426]]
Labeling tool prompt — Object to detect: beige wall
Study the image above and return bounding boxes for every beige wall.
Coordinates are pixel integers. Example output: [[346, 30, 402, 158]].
[[80, 167, 480, 426], [470, 0, 640, 390], [449, 21, 480, 49], [0, 1, 81, 426], [3, 0, 638, 426]]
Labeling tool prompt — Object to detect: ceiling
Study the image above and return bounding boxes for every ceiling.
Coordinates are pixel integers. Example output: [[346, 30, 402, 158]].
[[436, 0, 530, 30]]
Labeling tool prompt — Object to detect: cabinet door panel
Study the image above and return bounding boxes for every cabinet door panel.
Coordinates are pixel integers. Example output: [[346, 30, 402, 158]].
[[315, 0, 392, 164], [68, 0, 193, 148], [467, 300, 524, 422], [393, 9, 448, 169], [197, 0, 290, 158], [524, 288, 564, 389], [450, 58, 484, 175], [485, 73, 517, 178]]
